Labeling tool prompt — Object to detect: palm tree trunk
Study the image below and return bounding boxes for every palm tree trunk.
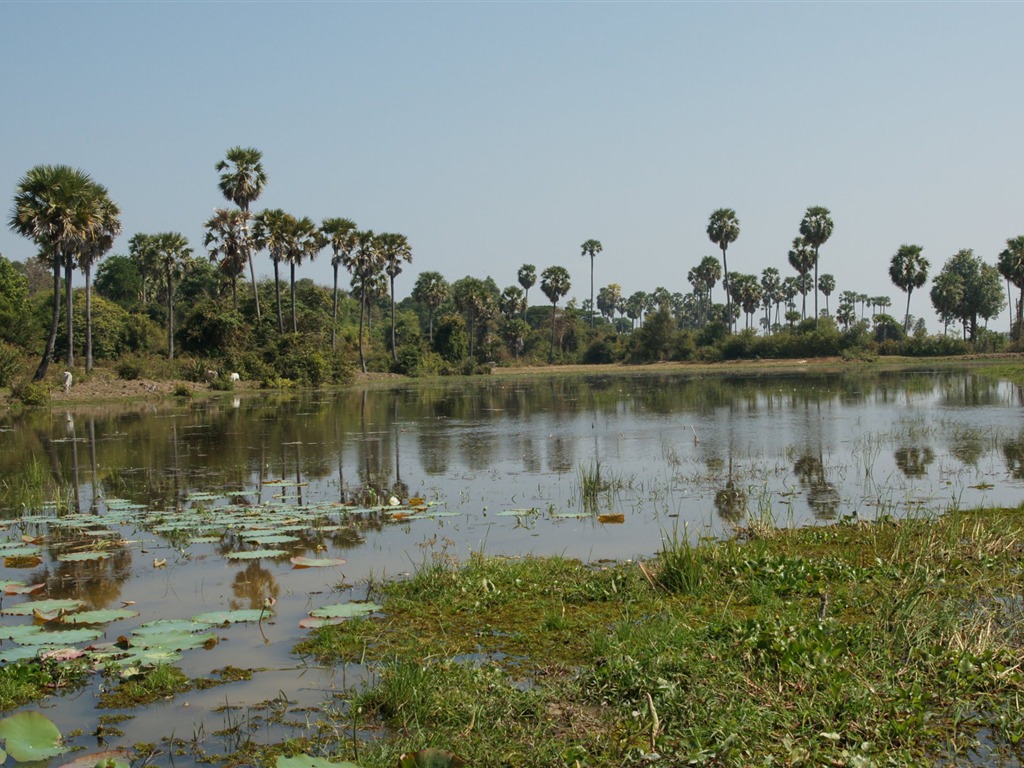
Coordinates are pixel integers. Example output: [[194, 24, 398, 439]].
[[813, 251, 820, 327], [721, 246, 730, 330], [589, 258, 594, 328], [242, 204, 261, 319], [167, 269, 174, 360], [390, 276, 397, 363], [331, 264, 339, 352], [274, 259, 283, 334], [85, 267, 94, 372], [231, 277, 238, 310], [549, 304, 556, 362], [290, 262, 298, 333], [64, 256, 75, 368], [358, 292, 367, 374], [34, 258, 62, 382], [904, 290, 913, 333]]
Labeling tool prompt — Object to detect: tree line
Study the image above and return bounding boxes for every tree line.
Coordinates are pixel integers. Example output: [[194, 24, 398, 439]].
[[4, 149, 1024, 389]]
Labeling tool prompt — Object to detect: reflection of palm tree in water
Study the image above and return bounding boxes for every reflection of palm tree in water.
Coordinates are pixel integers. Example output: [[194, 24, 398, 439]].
[[231, 561, 281, 611], [893, 446, 935, 478], [794, 454, 840, 520], [713, 452, 747, 523]]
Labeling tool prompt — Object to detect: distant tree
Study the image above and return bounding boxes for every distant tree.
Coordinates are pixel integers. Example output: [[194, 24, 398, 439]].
[[284, 216, 322, 333], [94, 254, 140, 309], [799, 206, 834, 326], [149, 232, 192, 359], [344, 230, 381, 372], [0, 254, 29, 345], [517, 264, 536, 319], [597, 283, 622, 327], [78, 194, 122, 371], [252, 208, 292, 332], [203, 209, 249, 310], [216, 146, 266, 319], [787, 236, 815, 319], [929, 271, 963, 336], [761, 267, 782, 330], [997, 236, 1024, 337], [377, 232, 412, 361], [689, 255, 721, 324], [888, 244, 929, 332], [452, 276, 497, 357], [412, 271, 450, 343], [499, 285, 526, 322], [320, 217, 359, 350], [706, 209, 740, 328], [818, 273, 836, 317], [625, 291, 646, 330], [540, 266, 571, 361], [580, 239, 603, 327], [932, 249, 1003, 340]]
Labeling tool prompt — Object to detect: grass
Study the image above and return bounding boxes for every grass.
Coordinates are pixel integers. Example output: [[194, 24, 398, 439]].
[[295, 507, 1024, 767]]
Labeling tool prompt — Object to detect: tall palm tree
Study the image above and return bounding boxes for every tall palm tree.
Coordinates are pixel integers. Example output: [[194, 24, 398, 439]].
[[284, 216, 322, 333], [204, 209, 249, 309], [580, 239, 603, 327], [888, 244, 929, 332], [799, 206, 834, 326], [252, 209, 292, 333], [129, 232, 161, 305], [343, 230, 381, 373], [9, 165, 113, 380], [706, 209, 740, 329], [997, 236, 1024, 337], [216, 147, 267, 319], [79, 195, 122, 372], [378, 232, 413, 362], [760, 267, 782, 331], [517, 264, 536, 319], [540, 265, 571, 362], [787, 237, 815, 319], [151, 232, 192, 360], [412, 271, 450, 343], [818, 274, 836, 317], [320, 217, 359, 350]]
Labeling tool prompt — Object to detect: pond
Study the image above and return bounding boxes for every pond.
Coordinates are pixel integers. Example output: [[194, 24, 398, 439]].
[[1, 367, 1023, 764]]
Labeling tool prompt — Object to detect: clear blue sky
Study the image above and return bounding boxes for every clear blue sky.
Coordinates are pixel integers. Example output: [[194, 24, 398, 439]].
[[2, 1, 1022, 329]]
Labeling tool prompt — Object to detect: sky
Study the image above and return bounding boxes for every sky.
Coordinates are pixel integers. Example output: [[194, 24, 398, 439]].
[[2, 1, 1022, 330]]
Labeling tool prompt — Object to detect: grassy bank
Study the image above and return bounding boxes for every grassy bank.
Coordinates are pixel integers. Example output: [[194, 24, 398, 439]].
[[296, 508, 1024, 767]]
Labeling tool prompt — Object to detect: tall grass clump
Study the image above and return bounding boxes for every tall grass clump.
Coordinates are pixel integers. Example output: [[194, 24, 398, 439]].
[[655, 526, 707, 594]]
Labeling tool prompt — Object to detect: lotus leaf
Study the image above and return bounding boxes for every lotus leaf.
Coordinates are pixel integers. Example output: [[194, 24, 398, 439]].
[[132, 629, 216, 650], [60, 609, 139, 625], [309, 602, 381, 619], [16, 628, 103, 646], [192, 608, 267, 624], [225, 549, 289, 560], [0, 711, 64, 762], [2, 599, 85, 616], [0, 546, 41, 558], [133, 619, 214, 636], [290, 556, 347, 568], [497, 508, 540, 516], [58, 551, 113, 562], [60, 748, 133, 768], [0, 624, 43, 642]]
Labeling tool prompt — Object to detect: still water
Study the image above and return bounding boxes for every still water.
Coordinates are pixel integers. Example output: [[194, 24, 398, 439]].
[[0, 368, 1022, 761]]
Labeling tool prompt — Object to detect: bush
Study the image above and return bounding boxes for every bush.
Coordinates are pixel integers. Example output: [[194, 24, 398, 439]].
[[116, 359, 143, 381], [0, 343, 22, 388], [14, 380, 49, 406], [172, 384, 192, 398]]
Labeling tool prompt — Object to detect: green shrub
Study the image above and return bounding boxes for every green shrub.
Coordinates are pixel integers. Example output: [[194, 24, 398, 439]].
[[116, 359, 143, 381], [14, 380, 49, 406], [172, 384, 192, 398], [0, 342, 22, 388]]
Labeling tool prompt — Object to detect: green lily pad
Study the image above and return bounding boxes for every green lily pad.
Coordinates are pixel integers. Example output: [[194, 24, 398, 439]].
[[61, 608, 139, 625], [224, 549, 289, 560], [2, 599, 85, 616], [276, 754, 362, 768], [246, 534, 299, 545], [309, 602, 382, 619], [0, 546, 42, 558], [60, 748, 133, 768], [0, 711, 64, 762], [192, 608, 267, 624], [133, 619, 213, 636], [0, 625, 43, 642], [290, 556, 347, 568], [16, 628, 103, 646], [132, 629, 216, 651], [0, 646, 53, 663]]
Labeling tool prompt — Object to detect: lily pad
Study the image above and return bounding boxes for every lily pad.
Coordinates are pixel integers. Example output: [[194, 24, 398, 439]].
[[2, 599, 85, 616], [224, 549, 289, 560], [60, 608, 139, 625], [290, 556, 347, 568], [133, 619, 214, 636], [0, 546, 42, 558], [309, 602, 381, 619], [0, 711, 65, 762], [3, 582, 45, 595], [496, 508, 540, 517], [60, 749, 133, 768], [0, 624, 43, 643], [57, 551, 112, 562], [15, 628, 103, 646], [192, 608, 267, 624]]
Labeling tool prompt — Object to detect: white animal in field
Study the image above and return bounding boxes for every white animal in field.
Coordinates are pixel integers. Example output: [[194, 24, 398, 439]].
[[61, 371, 73, 393], [230, 372, 240, 382], [205, 369, 218, 383]]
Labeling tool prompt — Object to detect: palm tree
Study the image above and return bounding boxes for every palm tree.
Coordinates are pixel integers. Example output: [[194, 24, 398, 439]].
[[799, 206, 834, 326], [760, 267, 782, 330], [499, 286, 526, 322], [129, 232, 161, 305], [252, 209, 291, 332], [706, 209, 740, 328], [888, 244, 929, 332], [412, 271, 450, 344], [517, 264, 536, 319], [540, 266, 571, 362], [817, 274, 836, 317], [930, 271, 964, 335], [216, 147, 267, 319], [378, 233, 413, 362], [8, 165, 114, 380], [580, 239, 603, 327], [151, 232, 192, 359], [997, 236, 1024, 337], [79, 195, 122, 372], [787, 237, 815, 319], [344, 230, 381, 373], [204, 209, 249, 309], [320, 217, 359, 350], [284, 216, 322, 333]]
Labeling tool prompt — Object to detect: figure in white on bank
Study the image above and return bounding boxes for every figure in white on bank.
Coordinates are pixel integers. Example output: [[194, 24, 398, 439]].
[[230, 372, 240, 382], [62, 371, 73, 393]]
